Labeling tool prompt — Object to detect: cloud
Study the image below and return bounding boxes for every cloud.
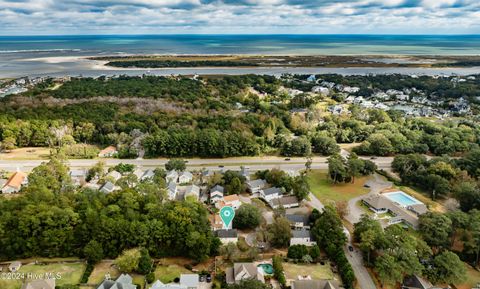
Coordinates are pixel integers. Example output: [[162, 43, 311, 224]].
[[0, 0, 478, 34]]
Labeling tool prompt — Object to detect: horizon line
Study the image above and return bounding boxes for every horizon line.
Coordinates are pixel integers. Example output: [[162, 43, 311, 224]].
[[1, 33, 480, 37]]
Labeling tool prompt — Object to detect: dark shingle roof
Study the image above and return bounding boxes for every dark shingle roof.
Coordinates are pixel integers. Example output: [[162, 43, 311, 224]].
[[216, 229, 238, 238]]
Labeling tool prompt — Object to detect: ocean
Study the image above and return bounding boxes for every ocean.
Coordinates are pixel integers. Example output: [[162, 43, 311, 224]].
[[1, 34, 480, 78]]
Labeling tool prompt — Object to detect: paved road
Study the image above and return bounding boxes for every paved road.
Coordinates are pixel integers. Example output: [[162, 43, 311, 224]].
[[0, 156, 395, 172], [308, 192, 376, 289]]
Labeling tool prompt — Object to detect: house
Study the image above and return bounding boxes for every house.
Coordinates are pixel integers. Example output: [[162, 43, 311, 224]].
[[21, 279, 55, 289], [133, 168, 144, 180], [402, 275, 436, 289], [307, 75, 316, 82], [98, 146, 117, 158], [141, 169, 155, 181], [184, 185, 200, 200], [97, 273, 136, 289], [99, 181, 116, 194], [167, 182, 178, 200], [2, 171, 27, 194], [178, 171, 193, 184], [210, 185, 224, 204], [9, 261, 21, 272], [216, 194, 241, 210], [70, 169, 87, 186], [180, 274, 199, 289], [363, 191, 428, 229], [291, 280, 340, 289], [286, 214, 310, 229], [150, 274, 199, 289], [106, 170, 122, 182], [260, 187, 283, 202], [211, 214, 224, 231], [246, 179, 267, 194], [290, 229, 316, 246], [269, 196, 300, 209], [311, 86, 329, 95], [240, 167, 250, 180], [216, 229, 238, 244], [166, 170, 178, 183], [226, 263, 264, 284]]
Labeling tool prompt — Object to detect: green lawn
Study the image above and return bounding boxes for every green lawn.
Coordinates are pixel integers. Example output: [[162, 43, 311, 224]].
[[457, 263, 480, 289], [283, 262, 335, 281], [307, 170, 369, 203], [0, 262, 86, 289], [154, 264, 191, 283]]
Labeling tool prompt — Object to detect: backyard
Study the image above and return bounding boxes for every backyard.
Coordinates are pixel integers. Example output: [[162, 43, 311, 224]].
[[0, 262, 86, 289], [307, 170, 370, 203], [283, 262, 336, 282]]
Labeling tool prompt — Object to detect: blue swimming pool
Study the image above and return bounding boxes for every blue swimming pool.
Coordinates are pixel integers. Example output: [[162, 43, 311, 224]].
[[258, 264, 274, 275], [384, 191, 422, 207]]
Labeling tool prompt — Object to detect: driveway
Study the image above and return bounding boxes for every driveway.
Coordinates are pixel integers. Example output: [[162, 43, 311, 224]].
[[345, 173, 392, 225], [308, 193, 376, 289]]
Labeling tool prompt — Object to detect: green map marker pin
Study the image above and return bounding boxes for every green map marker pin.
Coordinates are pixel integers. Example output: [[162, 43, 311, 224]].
[[220, 206, 235, 229]]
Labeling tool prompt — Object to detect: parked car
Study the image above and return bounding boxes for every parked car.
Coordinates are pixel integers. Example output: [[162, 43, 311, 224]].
[[206, 274, 212, 283], [199, 275, 206, 282], [348, 245, 354, 252]]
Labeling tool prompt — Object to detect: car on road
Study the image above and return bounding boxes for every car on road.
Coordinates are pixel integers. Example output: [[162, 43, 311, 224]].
[[348, 245, 354, 252], [284, 158, 291, 161], [218, 165, 224, 168], [370, 156, 377, 160], [363, 184, 370, 188]]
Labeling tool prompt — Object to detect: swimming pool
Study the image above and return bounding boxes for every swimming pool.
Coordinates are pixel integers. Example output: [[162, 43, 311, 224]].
[[384, 191, 423, 207], [258, 264, 274, 275]]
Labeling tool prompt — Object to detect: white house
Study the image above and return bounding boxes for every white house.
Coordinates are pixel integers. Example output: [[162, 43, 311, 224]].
[[1, 171, 28, 194], [141, 169, 155, 181], [106, 170, 122, 182], [184, 185, 200, 200], [210, 185, 224, 204], [178, 171, 193, 184], [165, 170, 178, 183], [290, 229, 316, 246], [246, 179, 267, 194], [167, 182, 178, 200], [260, 187, 283, 202], [269, 196, 300, 209], [70, 169, 87, 187]]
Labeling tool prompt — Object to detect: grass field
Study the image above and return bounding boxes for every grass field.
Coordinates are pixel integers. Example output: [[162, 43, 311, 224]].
[[307, 170, 370, 203], [457, 264, 480, 289], [283, 262, 336, 281], [0, 147, 51, 160], [154, 264, 191, 283], [88, 261, 120, 285], [0, 262, 86, 289]]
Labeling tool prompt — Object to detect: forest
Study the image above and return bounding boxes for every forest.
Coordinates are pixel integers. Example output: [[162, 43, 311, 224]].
[[0, 74, 479, 159]]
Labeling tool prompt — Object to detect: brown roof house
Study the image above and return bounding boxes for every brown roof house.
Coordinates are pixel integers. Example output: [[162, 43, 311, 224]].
[[2, 171, 28, 194], [226, 263, 264, 285], [98, 146, 118, 158]]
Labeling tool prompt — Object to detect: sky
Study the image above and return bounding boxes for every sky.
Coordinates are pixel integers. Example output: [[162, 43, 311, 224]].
[[0, 0, 479, 35]]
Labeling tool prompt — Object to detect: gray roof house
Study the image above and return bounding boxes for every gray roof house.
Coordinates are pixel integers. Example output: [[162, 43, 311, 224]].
[[269, 195, 300, 209], [97, 273, 136, 289], [260, 187, 283, 202], [70, 169, 87, 186], [226, 263, 264, 284], [210, 185, 224, 203], [290, 229, 316, 246], [291, 280, 340, 289], [402, 275, 437, 289], [216, 229, 238, 244], [141, 169, 155, 181], [167, 182, 178, 200], [100, 181, 116, 194], [21, 279, 55, 289], [286, 214, 310, 229], [180, 274, 199, 289], [246, 179, 267, 193]]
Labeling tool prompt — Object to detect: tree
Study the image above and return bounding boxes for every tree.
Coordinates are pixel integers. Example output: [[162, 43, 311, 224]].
[[220, 243, 239, 263], [419, 212, 452, 249], [233, 204, 261, 230], [347, 153, 364, 183], [226, 177, 243, 195], [454, 181, 480, 212], [165, 158, 186, 171], [428, 251, 466, 284], [272, 255, 286, 286], [287, 245, 309, 259], [137, 248, 153, 275], [114, 248, 141, 273], [292, 175, 310, 201], [375, 254, 403, 287], [83, 240, 104, 264], [309, 245, 320, 260], [267, 217, 292, 248], [327, 154, 349, 183], [359, 229, 376, 265], [311, 134, 340, 155]]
